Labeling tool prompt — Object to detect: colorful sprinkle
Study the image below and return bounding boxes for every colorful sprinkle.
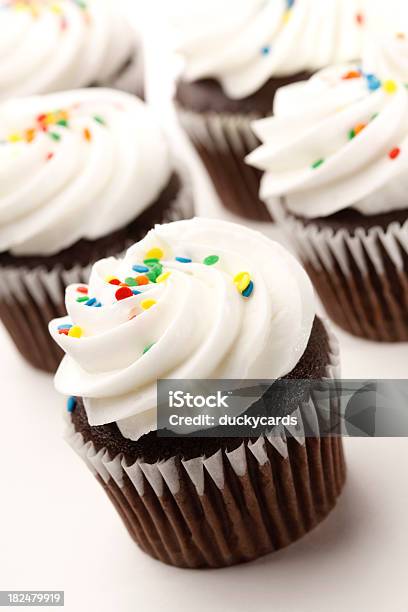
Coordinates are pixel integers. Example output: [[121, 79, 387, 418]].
[[383, 80, 397, 94], [261, 45, 271, 56], [77, 286, 88, 294], [132, 264, 149, 273], [93, 115, 105, 125], [311, 158, 324, 169], [67, 397, 76, 413], [132, 289, 141, 295], [366, 74, 381, 91], [115, 286, 133, 301], [355, 12, 364, 26], [234, 272, 251, 293], [106, 275, 121, 286], [146, 247, 164, 260], [49, 131, 61, 141], [58, 328, 70, 336], [242, 281, 254, 299], [389, 147, 401, 160], [68, 325, 83, 338], [76, 296, 89, 303], [136, 275, 149, 286], [58, 324, 72, 330], [46, 152, 54, 161], [143, 343, 155, 355], [141, 299, 157, 310], [203, 255, 219, 266], [124, 277, 138, 287], [83, 127, 92, 141], [85, 297, 97, 307], [175, 257, 192, 264], [156, 271, 171, 284], [342, 70, 361, 80]]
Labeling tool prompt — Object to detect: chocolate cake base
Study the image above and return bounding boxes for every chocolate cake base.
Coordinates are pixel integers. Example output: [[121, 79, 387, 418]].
[[67, 318, 346, 569], [175, 73, 312, 116], [176, 73, 311, 223], [283, 205, 408, 342], [0, 173, 192, 373]]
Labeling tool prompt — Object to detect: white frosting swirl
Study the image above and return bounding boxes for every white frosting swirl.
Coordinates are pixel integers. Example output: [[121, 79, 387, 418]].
[[0, 88, 172, 255], [169, 0, 372, 99], [247, 64, 408, 217], [0, 0, 136, 98], [49, 218, 315, 440]]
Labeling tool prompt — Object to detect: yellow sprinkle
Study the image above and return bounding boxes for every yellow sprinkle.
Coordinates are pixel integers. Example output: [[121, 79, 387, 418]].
[[45, 112, 57, 125], [105, 275, 116, 283], [383, 80, 397, 94], [8, 133, 23, 143], [51, 3, 63, 13], [25, 128, 36, 143], [156, 271, 171, 284], [68, 326, 83, 339], [283, 10, 291, 24], [234, 271, 251, 293], [141, 299, 157, 311], [146, 247, 164, 260]]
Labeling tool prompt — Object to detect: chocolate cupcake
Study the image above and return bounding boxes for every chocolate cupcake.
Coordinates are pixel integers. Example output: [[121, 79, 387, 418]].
[[0, 0, 143, 98], [169, 0, 370, 221], [0, 89, 193, 372], [248, 63, 408, 342], [49, 218, 345, 569]]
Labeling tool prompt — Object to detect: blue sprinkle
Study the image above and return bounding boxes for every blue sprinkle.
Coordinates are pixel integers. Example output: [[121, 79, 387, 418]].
[[95, 302, 102, 308], [242, 281, 254, 298], [366, 74, 381, 91], [261, 45, 271, 56], [85, 298, 97, 307], [175, 257, 192, 263], [133, 264, 149, 273], [58, 324, 72, 330], [287, 0, 295, 7], [67, 397, 76, 413], [132, 289, 141, 295]]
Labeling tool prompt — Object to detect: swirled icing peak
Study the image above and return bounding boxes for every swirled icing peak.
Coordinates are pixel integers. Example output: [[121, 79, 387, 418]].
[[0, 88, 172, 255], [49, 218, 315, 440], [168, 0, 373, 99], [247, 64, 408, 217], [0, 0, 135, 98]]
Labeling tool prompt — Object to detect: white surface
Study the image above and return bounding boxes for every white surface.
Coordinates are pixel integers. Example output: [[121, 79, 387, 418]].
[[1, 4, 408, 612]]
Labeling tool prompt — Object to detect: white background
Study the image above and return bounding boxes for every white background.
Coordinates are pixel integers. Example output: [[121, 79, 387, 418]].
[[1, 3, 408, 612]]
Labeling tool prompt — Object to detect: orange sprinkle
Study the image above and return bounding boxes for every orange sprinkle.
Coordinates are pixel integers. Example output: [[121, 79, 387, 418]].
[[354, 123, 367, 136], [83, 127, 92, 142], [25, 128, 36, 143], [136, 275, 149, 286], [342, 70, 361, 80]]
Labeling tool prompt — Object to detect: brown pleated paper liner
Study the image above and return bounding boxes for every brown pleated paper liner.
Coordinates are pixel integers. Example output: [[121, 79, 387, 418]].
[[0, 178, 193, 373], [177, 106, 273, 223], [275, 205, 408, 342], [66, 327, 347, 569]]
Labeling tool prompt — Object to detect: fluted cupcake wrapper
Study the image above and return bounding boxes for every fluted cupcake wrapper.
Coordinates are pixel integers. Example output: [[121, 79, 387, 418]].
[[177, 106, 274, 222], [66, 326, 346, 569], [275, 204, 408, 342], [0, 179, 193, 373]]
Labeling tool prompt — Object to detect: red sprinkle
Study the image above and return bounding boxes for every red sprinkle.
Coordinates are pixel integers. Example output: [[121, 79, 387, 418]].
[[356, 12, 364, 26], [108, 278, 121, 286], [46, 152, 54, 161], [58, 329, 70, 336], [389, 147, 401, 160], [77, 286, 88, 294], [115, 286, 133, 301]]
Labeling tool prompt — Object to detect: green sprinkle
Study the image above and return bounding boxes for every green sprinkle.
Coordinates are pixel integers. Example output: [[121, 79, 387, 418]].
[[371, 113, 379, 121], [144, 258, 160, 266], [348, 129, 355, 140], [57, 119, 69, 127], [311, 158, 324, 169], [125, 277, 138, 287], [203, 255, 219, 266], [76, 296, 89, 303], [143, 343, 155, 355], [49, 132, 61, 141], [94, 115, 106, 125]]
